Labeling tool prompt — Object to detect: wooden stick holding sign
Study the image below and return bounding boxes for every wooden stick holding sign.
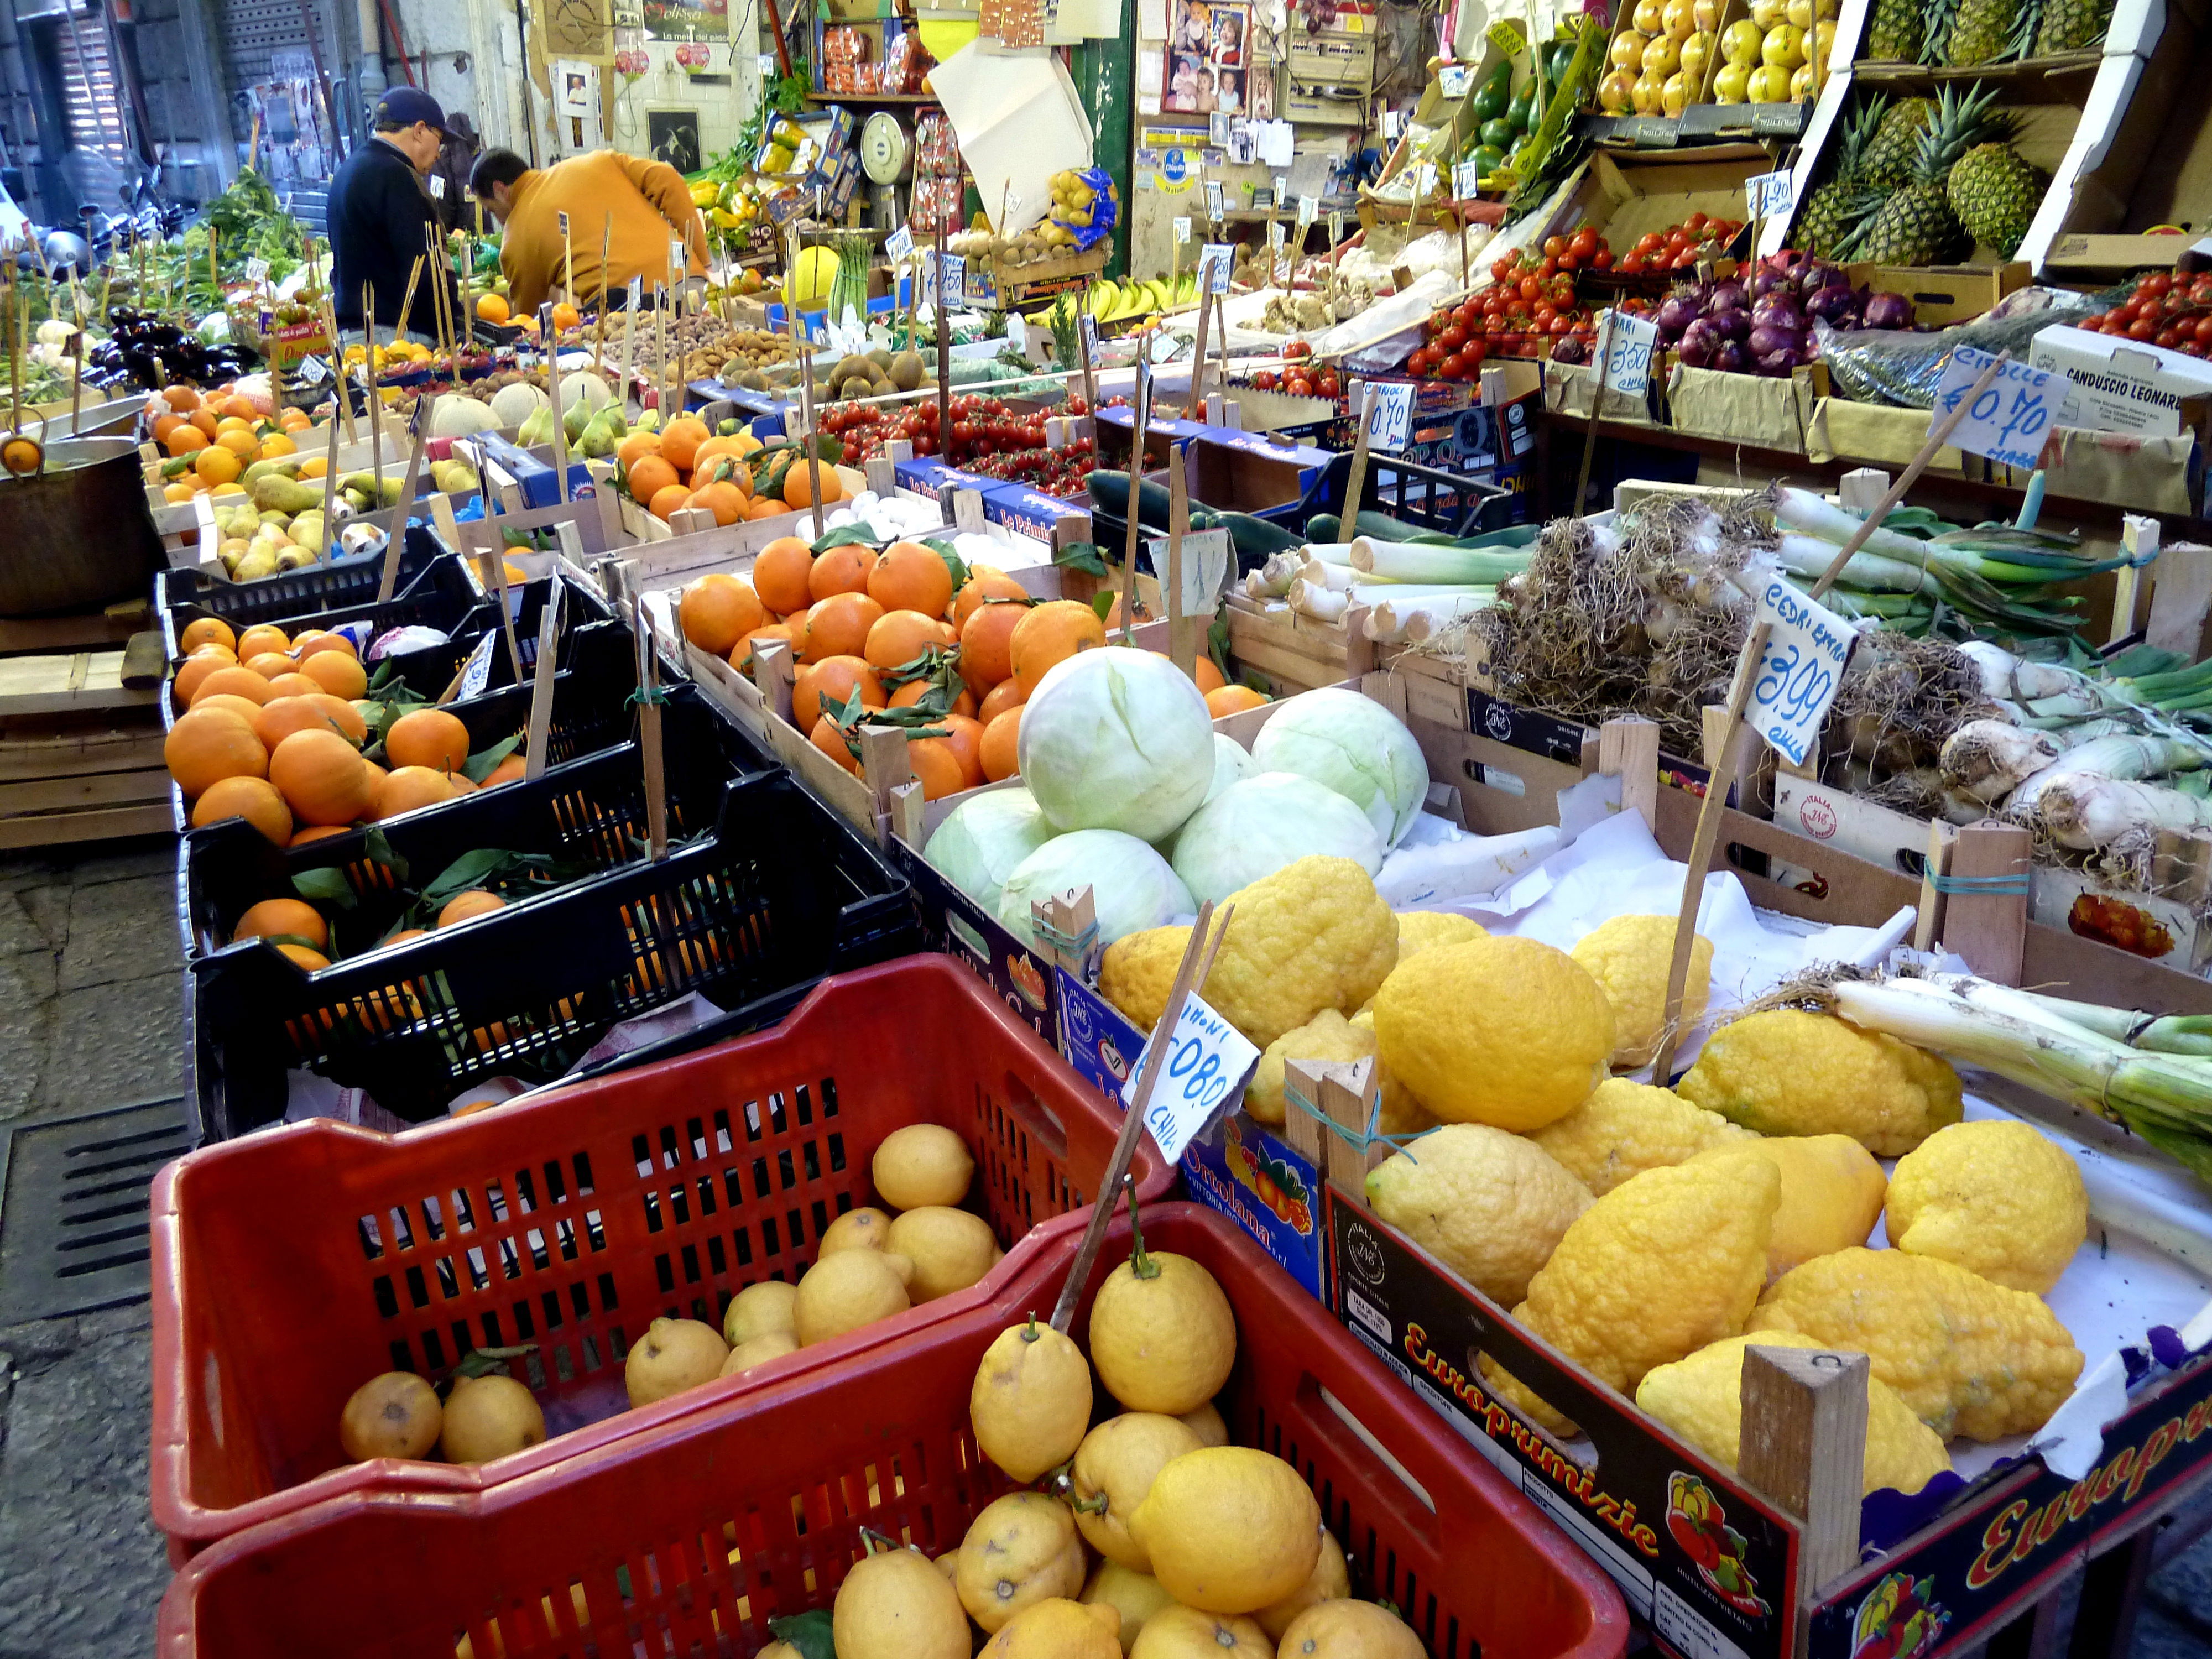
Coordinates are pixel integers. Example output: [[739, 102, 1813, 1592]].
[[593, 212, 614, 364], [363, 284, 384, 510], [1047, 900, 1234, 1333], [1572, 312, 1619, 517], [376, 392, 437, 603], [1646, 348, 2012, 1083], [1118, 357, 1150, 644], [484, 539, 529, 686], [933, 216, 953, 453], [785, 259, 828, 539], [1188, 279, 1213, 418], [633, 594, 670, 858], [1341, 395, 1376, 528], [1167, 444, 1196, 679], [524, 579, 564, 782], [540, 304, 571, 504]]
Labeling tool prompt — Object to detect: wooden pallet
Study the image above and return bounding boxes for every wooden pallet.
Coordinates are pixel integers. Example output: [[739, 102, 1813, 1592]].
[[0, 708, 171, 849]]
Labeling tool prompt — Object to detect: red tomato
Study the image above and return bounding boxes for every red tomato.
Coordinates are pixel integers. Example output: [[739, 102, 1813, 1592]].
[[1543, 235, 1566, 257], [1671, 249, 1698, 269], [1519, 276, 1542, 300], [1532, 305, 1558, 330], [1317, 369, 1340, 395], [1406, 347, 1432, 375], [1547, 315, 1573, 334], [1461, 339, 1485, 371], [2141, 274, 2173, 299], [1253, 370, 1279, 390], [2194, 315, 2212, 345], [1684, 211, 1708, 232], [1439, 352, 1467, 379], [1593, 247, 1614, 270], [1537, 257, 1559, 279], [1559, 253, 1580, 272], [1429, 308, 1454, 336], [1455, 300, 1481, 327], [1439, 324, 1469, 350], [1569, 227, 1599, 260], [1285, 341, 1313, 359], [2158, 325, 2188, 348], [2131, 317, 2160, 340], [1637, 232, 1663, 254], [1491, 257, 1516, 282]]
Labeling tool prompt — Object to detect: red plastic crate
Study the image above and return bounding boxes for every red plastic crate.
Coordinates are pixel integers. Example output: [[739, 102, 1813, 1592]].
[[157, 1204, 1629, 1659], [149, 956, 1172, 1559]]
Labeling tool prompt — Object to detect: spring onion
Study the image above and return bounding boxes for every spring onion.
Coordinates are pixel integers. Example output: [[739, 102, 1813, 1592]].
[[2026, 773, 2212, 849], [1938, 719, 2060, 804], [1367, 590, 1496, 643]]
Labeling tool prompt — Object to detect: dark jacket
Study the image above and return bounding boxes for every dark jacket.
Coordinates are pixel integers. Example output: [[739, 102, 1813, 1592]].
[[329, 137, 461, 331]]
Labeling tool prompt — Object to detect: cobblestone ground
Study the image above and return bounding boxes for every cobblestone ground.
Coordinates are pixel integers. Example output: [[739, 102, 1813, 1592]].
[[0, 836, 2206, 1658]]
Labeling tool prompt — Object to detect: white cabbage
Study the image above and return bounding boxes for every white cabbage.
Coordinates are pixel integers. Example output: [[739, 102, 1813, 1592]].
[[1016, 648, 1215, 842], [1202, 732, 1259, 805], [1250, 686, 1428, 845], [996, 829, 1195, 947], [924, 787, 1055, 912], [1169, 772, 1384, 905]]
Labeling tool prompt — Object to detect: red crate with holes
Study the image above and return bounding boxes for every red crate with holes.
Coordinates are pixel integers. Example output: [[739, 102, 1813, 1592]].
[[148, 956, 1173, 1561], [157, 1203, 1630, 1659]]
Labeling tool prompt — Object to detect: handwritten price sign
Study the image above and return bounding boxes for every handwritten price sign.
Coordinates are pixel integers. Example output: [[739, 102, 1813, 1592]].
[[1745, 170, 1794, 220], [1174, 215, 1194, 243], [1204, 180, 1226, 220], [1935, 345, 2072, 472], [1198, 243, 1235, 295], [1439, 62, 1474, 97], [1122, 992, 1260, 1162], [1750, 578, 1858, 766], [1361, 380, 1417, 450], [885, 224, 914, 262], [1597, 308, 1660, 397], [1453, 160, 1481, 199]]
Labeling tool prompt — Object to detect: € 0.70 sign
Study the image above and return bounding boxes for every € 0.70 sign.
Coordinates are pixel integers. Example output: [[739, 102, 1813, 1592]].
[[1123, 992, 1260, 1163], [1935, 345, 2072, 472], [1362, 380, 1416, 450]]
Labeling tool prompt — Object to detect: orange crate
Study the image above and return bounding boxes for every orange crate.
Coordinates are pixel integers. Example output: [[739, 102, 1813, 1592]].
[[149, 956, 1172, 1558], [156, 1204, 1630, 1659]]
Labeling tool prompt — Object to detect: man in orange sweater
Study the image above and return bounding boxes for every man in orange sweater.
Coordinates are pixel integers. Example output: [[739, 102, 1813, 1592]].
[[468, 148, 709, 317]]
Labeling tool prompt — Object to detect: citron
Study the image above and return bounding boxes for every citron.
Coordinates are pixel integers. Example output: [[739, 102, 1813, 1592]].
[[338, 1371, 441, 1462], [972, 1315, 1093, 1481], [439, 1373, 546, 1463], [1070, 1412, 1203, 1571], [721, 1329, 799, 1376], [624, 1316, 729, 1408], [1255, 1528, 1350, 1639], [1130, 1446, 1322, 1614], [792, 1247, 912, 1345], [1571, 914, 1714, 1068], [1130, 1605, 1273, 1658], [1089, 1212, 1237, 1416], [722, 1279, 799, 1348], [1689, 1135, 1888, 1282], [1277, 1600, 1426, 1657], [832, 1543, 970, 1659], [1082, 1561, 1175, 1655], [885, 1207, 1002, 1302], [1180, 1401, 1229, 1446], [1365, 1125, 1592, 1307], [873, 1123, 976, 1209], [1884, 1119, 2086, 1295], [957, 1491, 1088, 1632], [820, 1206, 892, 1255], [982, 1597, 1123, 1659]]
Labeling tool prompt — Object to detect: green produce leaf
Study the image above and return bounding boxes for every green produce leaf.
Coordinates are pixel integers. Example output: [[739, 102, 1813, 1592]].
[[460, 732, 523, 783], [291, 868, 356, 909], [421, 846, 519, 903], [364, 827, 409, 883], [1091, 591, 1114, 623], [811, 524, 878, 554], [1054, 540, 1109, 577], [921, 537, 969, 592], [1207, 614, 1232, 684], [766, 1610, 836, 1659]]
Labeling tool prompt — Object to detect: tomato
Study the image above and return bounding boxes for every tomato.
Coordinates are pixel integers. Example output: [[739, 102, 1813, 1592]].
[[2142, 274, 2173, 299], [1287, 376, 1315, 397], [1671, 249, 1698, 269], [1532, 305, 1558, 330], [1439, 324, 1469, 350], [1558, 253, 1580, 272], [1481, 290, 1507, 316], [1317, 369, 1340, 395], [1593, 247, 1614, 270], [2158, 324, 2188, 348], [2130, 316, 2160, 340], [1406, 347, 1432, 375], [1460, 340, 1485, 371], [1537, 257, 1559, 279], [1684, 211, 1708, 233], [1253, 370, 1279, 390], [2195, 316, 2212, 345], [1456, 300, 1482, 327], [1519, 276, 1543, 300], [1548, 315, 1573, 334], [1637, 232, 1663, 254], [1569, 227, 1599, 260], [1285, 341, 1313, 359], [1543, 235, 1567, 257], [1619, 252, 1645, 274], [1439, 353, 1467, 379]]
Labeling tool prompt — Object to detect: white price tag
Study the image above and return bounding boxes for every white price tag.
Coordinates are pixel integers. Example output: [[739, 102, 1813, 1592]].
[[1174, 215, 1193, 243], [1135, 355, 1154, 431], [1121, 992, 1261, 1163], [886, 223, 914, 262], [246, 257, 271, 281], [1934, 346, 2072, 472], [1297, 195, 1319, 228], [1438, 63, 1473, 97], [1078, 311, 1099, 362], [457, 631, 498, 700], [1149, 528, 1234, 617], [1452, 160, 1481, 199], [1197, 243, 1234, 295], [942, 252, 967, 307], [1005, 189, 1022, 218], [1595, 308, 1660, 397], [1413, 163, 1437, 198], [1361, 380, 1416, 450], [297, 354, 331, 385], [431, 174, 447, 200], [1328, 211, 1344, 247], [1745, 170, 1794, 220], [557, 208, 570, 236], [1204, 180, 1225, 220], [1749, 578, 1857, 768], [628, 275, 644, 310], [1381, 109, 1405, 143]]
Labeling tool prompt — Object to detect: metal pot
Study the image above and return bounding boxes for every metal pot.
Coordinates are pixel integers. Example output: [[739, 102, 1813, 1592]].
[[0, 436, 166, 616]]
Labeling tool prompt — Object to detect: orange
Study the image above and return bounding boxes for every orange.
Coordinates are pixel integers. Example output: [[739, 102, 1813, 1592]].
[[784, 461, 843, 509], [173, 653, 237, 707], [808, 713, 860, 775], [190, 409, 220, 439], [480, 754, 528, 787], [163, 385, 201, 413], [301, 651, 368, 700], [293, 629, 359, 662], [649, 482, 694, 522], [291, 824, 353, 847], [179, 617, 237, 655], [1010, 601, 1107, 695], [977, 677, 1026, 724], [731, 623, 796, 674], [626, 453, 679, 504], [194, 445, 242, 485], [277, 943, 332, 972], [476, 293, 510, 324], [617, 431, 662, 469], [958, 598, 1030, 690], [752, 538, 816, 615], [792, 655, 885, 732], [214, 415, 252, 434], [152, 413, 185, 445], [1206, 685, 1269, 717], [659, 416, 710, 474], [163, 481, 196, 505], [259, 433, 298, 458], [905, 737, 967, 801], [807, 543, 878, 602], [867, 541, 955, 619], [690, 439, 748, 480], [377, 765, 458, 818], [215, 429, 258, 460], [382, 927, 431, 946], [1101, 592, 1155, 630], [887, 679, 975, 718], [746, 495, 787, 521], [257, 696, 363, 750], [980, 708, 1023, 781], [163, 424, 208, 456], [953, 566, 1029, 627], [270, 728, 375, 826], [246, 650, 298, 680], [191, 665, 276, 707], [680, 573, 767, 656], [165, 708, 269, 796], [191, 775, 293, 843], [438, 890, 508, 927], [264, 673, 324, 701], [236, 624, 291, 660], [687, 480, 747, 526], [937, 713, 986, 788], [800, 592, 884, 664], [551, 301, 581, 332], [192, 693, 268, 729], [233, 898, 328, 950], [864, 609, 952, 674], [387, 709, 471, 773], [1192, 655, 1227, 695]]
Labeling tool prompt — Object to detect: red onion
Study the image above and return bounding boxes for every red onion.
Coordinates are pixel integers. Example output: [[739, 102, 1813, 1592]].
[[1551, 335, 1589, 365], [1707, 279, 1746, 314], [1804, 262, 1849, 293], [1755, 347, 1798, 376], [1712, 340, 1747, 373], [1749, 323, 1799, 359], [1863, 291, 1916, 330], [1707, 306, 1751, 342], [1656, 294, 1699, 340], [1752, 296, 1803, 333], [1678, 316, 1717, 367], [1749, 266, 1788, 301], [1804, 284, 1857, 324]]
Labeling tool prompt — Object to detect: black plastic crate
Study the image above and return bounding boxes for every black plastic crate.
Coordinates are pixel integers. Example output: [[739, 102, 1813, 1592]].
[[155, 524, 457, 653], [1292, 448, 1516, 539], [181, 685, 919, 1141]]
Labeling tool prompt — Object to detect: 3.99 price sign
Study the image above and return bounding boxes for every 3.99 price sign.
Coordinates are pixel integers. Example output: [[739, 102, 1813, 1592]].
[[1122, 992, 1260, 1163], [1751, 578, 1856, 766]]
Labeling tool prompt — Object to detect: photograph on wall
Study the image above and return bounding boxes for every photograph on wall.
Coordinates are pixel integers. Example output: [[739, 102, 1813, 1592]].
[[648, 108, 703, 171], [1159, 0, 1250, 115], [641, 0, 726, 41]]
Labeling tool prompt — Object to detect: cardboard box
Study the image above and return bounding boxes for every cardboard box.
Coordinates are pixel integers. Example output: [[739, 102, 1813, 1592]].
[[980, 483, 1092, 547], [2032, 852, 2212, 972], [1543, 145, 1773, 255], [2030, 322, 2212, 436], [1664, 359, 1827, 454], [1843, 262, 2031, 327]]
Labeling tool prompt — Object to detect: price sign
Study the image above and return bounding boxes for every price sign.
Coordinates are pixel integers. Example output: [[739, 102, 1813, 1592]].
[[941, 252, 968, 307], [1204, 180, 1225, 220], [1135, 354, 1154, 430], [558, 209, 571, 236], [1361, 380, 1416, 450], [886, 223, 914, 262], [669, 237, 687, 276], [457, 632, 498, 701], [1381, 109, 1405, 143], [1269, 222, 1289, 284], [1005, 189, 1022, 218], [1198, 243, 1234, 294], [1121, 992, 1261, 1163], [1486, 18, 1526, 54], [1453, 159, 1481, 199], [1438, 62, 1473, 98], [1413, 163, 1437, 198], [1328, 211, 1344, 247], [246, 257, 271, 281], [1297, 194, 1319, 228], [431, 174, 447, 200], [628, 274, 643, 310], [1148, 527, 1234, 618], [1174, 215, 1193, 243], [1745, 170, 1794, 220], [1934, 345, 2072, 472], [1749, 578, 1856, 767], [297, 354, 331, 385], [1078, 311, 1099, 362], [1595, 307, 1660, 397]]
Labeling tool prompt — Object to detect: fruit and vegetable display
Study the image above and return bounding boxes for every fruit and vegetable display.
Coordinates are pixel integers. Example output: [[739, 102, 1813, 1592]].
[[1795, 84, 2047, 262], [2073, 265, 2212, 356], [615, 412, 844, 524], [1863, 0, 2115, 64], [1613, 210, 1744, 275]]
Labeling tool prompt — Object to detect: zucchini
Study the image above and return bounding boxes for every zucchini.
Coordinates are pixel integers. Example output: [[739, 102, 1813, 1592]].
[[1086, 469, 1174, 529], [1218, 511, 1305, 558]]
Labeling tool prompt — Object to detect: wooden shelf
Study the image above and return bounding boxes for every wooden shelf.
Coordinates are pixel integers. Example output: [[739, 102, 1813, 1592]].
[[805, 91, 942, 105], [1850, 51, 2103, 92]]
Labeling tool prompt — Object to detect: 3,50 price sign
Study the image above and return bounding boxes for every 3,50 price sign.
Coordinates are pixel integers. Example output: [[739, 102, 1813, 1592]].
[[1122, 992, 1260, 1162], [1751, 578, 1857, 766], [1934, 345, 2073, 472]]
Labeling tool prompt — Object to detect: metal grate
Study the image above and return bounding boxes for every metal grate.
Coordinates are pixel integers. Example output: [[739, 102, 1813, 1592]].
[[0, 1098, 191, 1323]]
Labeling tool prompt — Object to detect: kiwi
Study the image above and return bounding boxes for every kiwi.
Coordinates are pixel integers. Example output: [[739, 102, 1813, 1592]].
[[831, 353, 871, 384], [867, 347, 893, 370], [838, 372, 876, 399], [738, 369, 770, 392], [889, 351, 924, 392]]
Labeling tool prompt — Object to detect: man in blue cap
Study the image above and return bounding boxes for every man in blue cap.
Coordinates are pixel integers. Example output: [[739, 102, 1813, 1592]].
[[329, 87, 465, 341]]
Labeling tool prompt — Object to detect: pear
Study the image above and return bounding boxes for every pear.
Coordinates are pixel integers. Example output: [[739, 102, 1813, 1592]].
[[517, 403, 556, 448], [562, 399, 591, 445], [577, 409, 623, 459]]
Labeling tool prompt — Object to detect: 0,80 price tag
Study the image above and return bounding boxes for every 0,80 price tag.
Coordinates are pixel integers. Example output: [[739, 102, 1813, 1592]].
[[885, 223, 914, 262], [1596, 307, 1660, 397], [1361, 380, 1417, 450], [1744, 170, 1794, 220], [1198, 243, 1234, 295], [1750, 578, 1857, 767], [1121, 991, 1261, 1162], [1934, 345, 2073, 472]]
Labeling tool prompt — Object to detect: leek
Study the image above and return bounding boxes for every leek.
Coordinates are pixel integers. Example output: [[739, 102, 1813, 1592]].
[[1367, 589, 1496, 642], [1348, 536, 1532, 585]]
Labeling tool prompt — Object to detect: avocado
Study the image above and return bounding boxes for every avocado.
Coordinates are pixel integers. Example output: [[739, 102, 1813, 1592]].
[[1480, 117, 1516, 150]]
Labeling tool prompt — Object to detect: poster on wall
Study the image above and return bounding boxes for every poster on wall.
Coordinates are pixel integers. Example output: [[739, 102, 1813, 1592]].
[[643, 0, 727, 41], [648, 109, 703, 171], [1161, 0, 1253, 116]]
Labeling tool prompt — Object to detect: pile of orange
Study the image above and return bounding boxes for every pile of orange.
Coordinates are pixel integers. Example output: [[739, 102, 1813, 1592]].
[[225, 885, 510, 973], [150, 384, 326, 504], [166, 618, 528, 852], [618, 416, 847, 526]]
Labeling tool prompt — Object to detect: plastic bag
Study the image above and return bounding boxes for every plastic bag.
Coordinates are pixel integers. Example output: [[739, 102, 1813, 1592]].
[[1052, 165, 1118, 252], [1817, 285, 2104, 408]]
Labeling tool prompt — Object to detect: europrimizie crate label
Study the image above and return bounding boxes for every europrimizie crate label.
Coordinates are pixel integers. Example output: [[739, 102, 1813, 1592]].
[[1325, 1192, 1799, 1659], [1466, 687, 1588, 765], [889, 842, 1056, 1042]]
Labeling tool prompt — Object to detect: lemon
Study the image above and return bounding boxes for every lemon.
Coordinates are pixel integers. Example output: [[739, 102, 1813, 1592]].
[[834, 1543, 971, 1659], [1365, 1124, 1592, 1306], [721, 1329, 798, 1376], [1071, 1412, 1205, 1569], [625, 1316, 731, 1408], [338, 1371, 441, 1462], [1180, 1401, 1229, 1446], [1569, 915, 1714, 1069], [1131, 1606, 1274, 1657], [1372, 937, 1614, 1132], [1689, 1135, 1887, 1281], [1256, 1528, 1349, 1639], [821, 1207, 893, 1255], [957, 1492, 1089, 1632], [1083, 1561, 1175, 1655], [972, 1316, 1093, 1479], [1089, 1229, 1238, 1416], [886, 1206, 1004, 1301], [875, 1123, 977, 1209], [794, 1248, 913, 1345], [1130, 1447, 1322, 1614], [440, 1373, 546, 1464], [723, 1279, 799, 1348], [1885, 1119, 2086, 1294], [1277, 1600, 1427, 1656], [982, 1597, 1124, 1658]]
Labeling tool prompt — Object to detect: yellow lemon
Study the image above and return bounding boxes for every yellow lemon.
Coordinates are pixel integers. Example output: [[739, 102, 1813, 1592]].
[[1129, 1447, 1321, 1615]]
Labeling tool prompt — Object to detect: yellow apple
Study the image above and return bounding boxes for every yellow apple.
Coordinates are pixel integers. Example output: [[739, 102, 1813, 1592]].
[[1644, 32, 1684, 74], [1611, 27, 1651, 67], [1714, 60, 1752, 100], [1762, 22, 1805, 65], [1721, 18, 1766, 62]]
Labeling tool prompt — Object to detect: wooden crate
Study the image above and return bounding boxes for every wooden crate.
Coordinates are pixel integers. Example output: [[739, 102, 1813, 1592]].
[[1222, 592, 1376, 695], [0, 641, 171, 849]]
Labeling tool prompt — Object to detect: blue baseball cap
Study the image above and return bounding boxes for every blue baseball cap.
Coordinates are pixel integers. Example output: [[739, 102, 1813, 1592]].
[[374, 86, 455, 137]]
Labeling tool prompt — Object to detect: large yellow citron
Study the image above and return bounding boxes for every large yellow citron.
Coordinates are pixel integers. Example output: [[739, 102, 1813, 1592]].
[[785, 245, 839, 315]]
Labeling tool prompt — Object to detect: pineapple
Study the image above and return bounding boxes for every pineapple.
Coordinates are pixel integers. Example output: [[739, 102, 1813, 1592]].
[[1859, 97, 1937, 192], [1940, 0, 2033, 65], [1867, 0, 1928, 59], [1797, 97, 1890, 257], [1842, 82, 2008, 265], [1948, 140, 2046, 255], [2034, 0, 2111, 53]]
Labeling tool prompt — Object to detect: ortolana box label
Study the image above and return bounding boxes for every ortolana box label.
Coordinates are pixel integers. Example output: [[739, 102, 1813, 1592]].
[[886, 842, 1056, 1044], [1182, 1111, 1326, 1298]]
